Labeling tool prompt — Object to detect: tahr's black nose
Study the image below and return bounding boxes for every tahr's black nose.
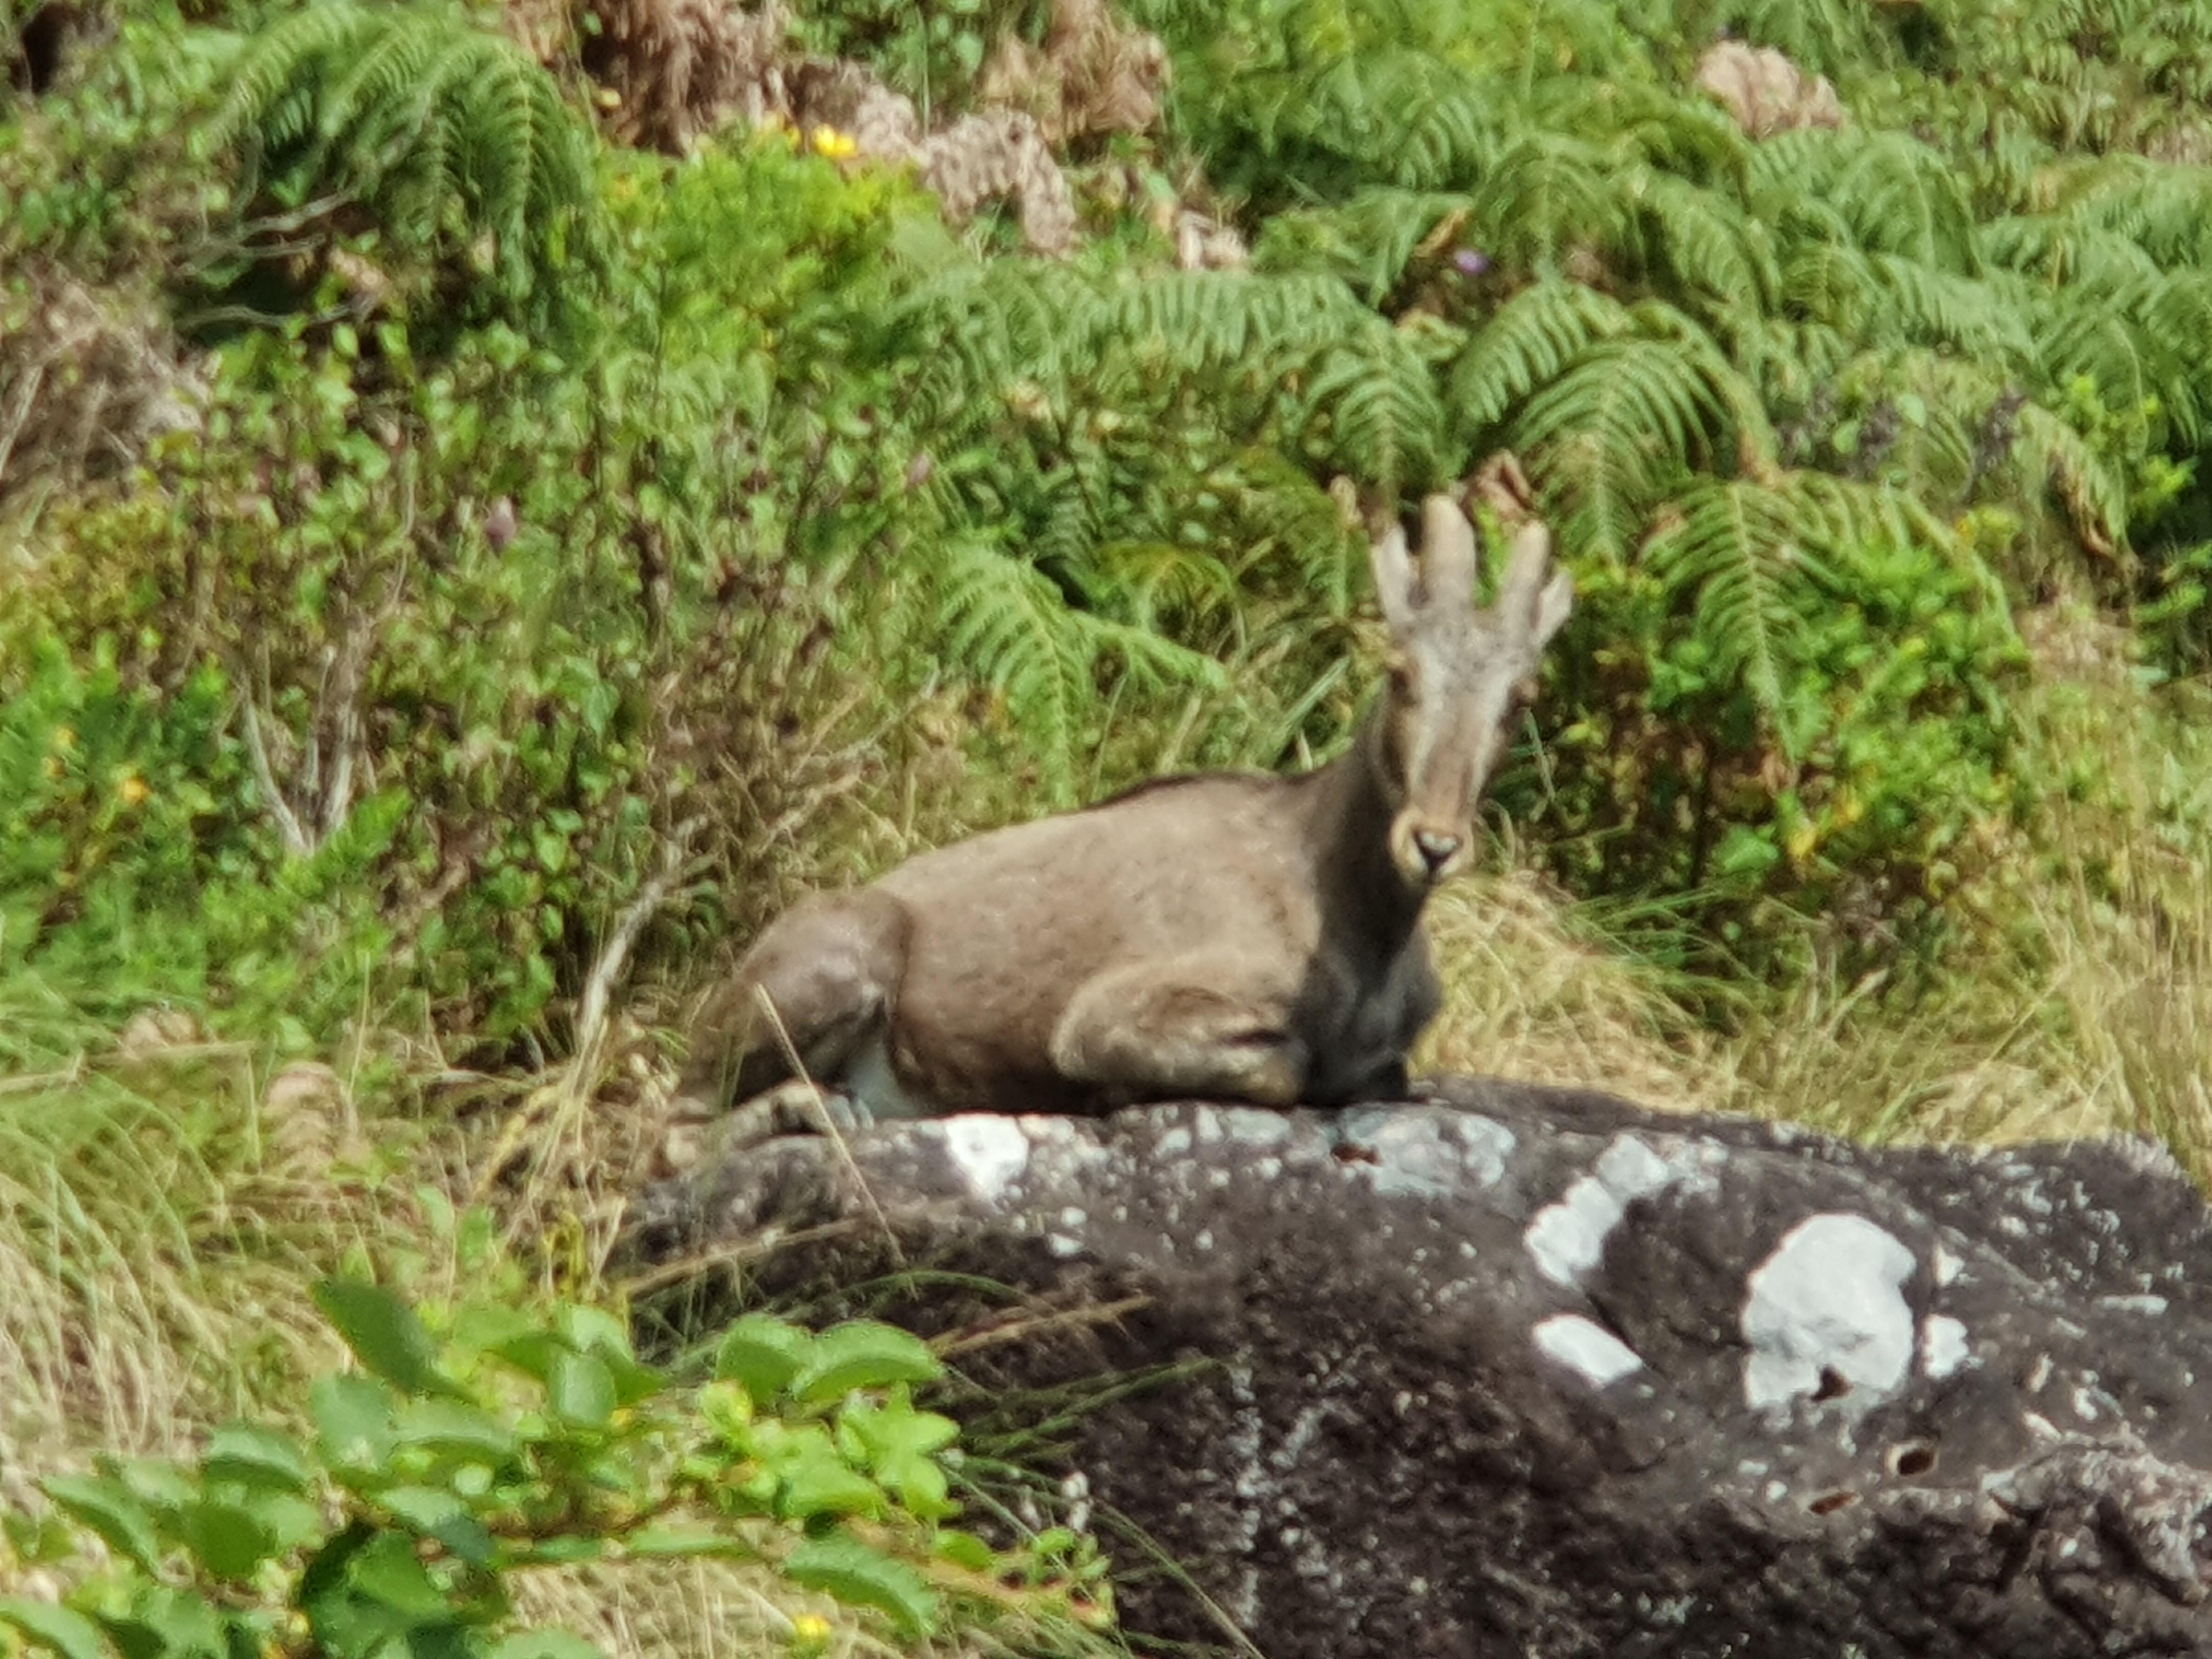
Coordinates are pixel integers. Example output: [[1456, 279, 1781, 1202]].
[[1414, 830, 1462, 874]]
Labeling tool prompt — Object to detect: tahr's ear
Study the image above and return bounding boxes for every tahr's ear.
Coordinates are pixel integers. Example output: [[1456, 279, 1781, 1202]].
[[1417, 493, 1480, 612], [1532, 566, 1574, 651], [1369, 522, 1418, 634], [1496, 519, 1571, 650]]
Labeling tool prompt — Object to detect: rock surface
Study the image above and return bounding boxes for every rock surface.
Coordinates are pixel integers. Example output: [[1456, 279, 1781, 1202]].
[[627, 1078, 2212, 1658]]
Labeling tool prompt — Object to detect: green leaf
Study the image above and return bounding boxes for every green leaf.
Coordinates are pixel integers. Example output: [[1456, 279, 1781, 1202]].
[[505, 1536, 604, 1567], [312, 1373, 399, 1470], [348, 1531, 450, 1618], [556, 1304, 631, 1361], [619, 1526, 732, 1559], [41, 1474, 163, 1573], [751, 1424, 883, 1521], [175, 1498, 277, 1583], [391, 1400, 520, 1463], [837, 1391, 960, 1519], [488, 1634, 605, 1659], [203, 1424, 312, 1493], [379, 1487, 496, 1566], [791, 1322, 940, 1404], [549, 1350, 616, 1428], [934, 1528, 997, 1573], [784, 1535, 941, 1638], [313, 1280, 459, 1399], [1714, 823, 1782, 881], [0, 1600, 105, 1659], [714, 1314, 814, 1404], [112, 1459, 194, 1514], [103, 1584, 224, 1659]]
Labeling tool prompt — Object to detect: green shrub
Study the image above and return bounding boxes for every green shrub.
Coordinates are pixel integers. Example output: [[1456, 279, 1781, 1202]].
[[9, 131, 954, 1049], [0, 1284, 1114, 1658], [1509, 521, 2028, 980]]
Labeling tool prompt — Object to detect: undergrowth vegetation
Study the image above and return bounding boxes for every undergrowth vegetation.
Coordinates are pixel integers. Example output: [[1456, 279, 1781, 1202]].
[[9, 0, 2212, 1651]]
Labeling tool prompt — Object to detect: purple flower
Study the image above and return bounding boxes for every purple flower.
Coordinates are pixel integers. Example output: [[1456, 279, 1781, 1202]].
[[1453, 248, 1492, 276]]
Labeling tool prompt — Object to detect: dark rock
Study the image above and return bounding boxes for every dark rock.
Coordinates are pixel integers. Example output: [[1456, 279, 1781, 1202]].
[[625, 1077, 2212, 1658]]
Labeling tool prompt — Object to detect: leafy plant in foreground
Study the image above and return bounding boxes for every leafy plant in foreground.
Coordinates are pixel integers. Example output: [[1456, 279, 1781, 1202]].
[[0, 1285, 1114, 1658]]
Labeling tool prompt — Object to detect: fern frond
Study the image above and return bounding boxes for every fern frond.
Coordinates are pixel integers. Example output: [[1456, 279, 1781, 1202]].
[[936, 537, 1098, 797], [1637, 168, 1778, 320], [1780, 240, 1879, 333], [1188, 21, 1498, 196], [2036, 286, 2160, 422], [1786, 470, 1954, 561], [315, 9, 444, 156], [1086, 540, 1245, 633], [1641, 478, 1807, 736], [1719, 0, 1895, 77], [206, 1, 601, 316], [1081, 613, 1234, 697], [934, 536, 1229, 800], [2044, 154, 2212, 268], [1752, 128, 1977, 268], [1085, 270, 1375, 379], [1869, 255, 2039, 369], [1449, 279, 1633, 432], [1511, 342, 1694, 564], [1252, 188, 1475, 303], [1031, 451, 1114, 582], [1470, 129, 1635, 267], [1212, 448, 1365, 616], [1535, 77, 1753, 188], [1293, 335, 1452, 493], [206, 4, 363, 156], [1978, 214, 2163, 286], [2013, 401, 2130, 553]]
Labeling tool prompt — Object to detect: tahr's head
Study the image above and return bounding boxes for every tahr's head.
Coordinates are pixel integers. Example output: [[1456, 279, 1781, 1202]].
[[1368, 488, 1573, 892]]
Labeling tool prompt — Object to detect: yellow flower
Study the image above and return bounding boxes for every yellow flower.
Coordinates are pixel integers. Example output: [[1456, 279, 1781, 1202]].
[[118, 773, 151, 806], [810, 125, 859, 160], [52, 725, 76, 751], [788, 1612, 833, 1654], [1785, 821, 1818, 861], [595, 86, 623, 110]]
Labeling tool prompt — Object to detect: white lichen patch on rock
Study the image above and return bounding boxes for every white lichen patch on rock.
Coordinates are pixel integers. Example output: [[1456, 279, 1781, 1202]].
[[1921, 1313, 1972, 1380], [1533, 1314, 1645, 1387], [1525, 1133, 1713, 1287], [1195, 1105, 1297, 1148], [1741, 1213, 1917, 1411], [1336, 1108, 1516, 1199], [942, 1115, 1031, 1203]]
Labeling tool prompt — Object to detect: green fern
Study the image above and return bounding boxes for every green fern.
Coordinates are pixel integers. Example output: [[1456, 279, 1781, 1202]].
[[932, 537, 1229, 802], [2012, 400, 2131, 553], [1293, 335, 1452, 495], [1449, 279, 1633, 433], [1641, 478, 1808, 742], [1468, 130, 1637, 268], [1253, 188, 1475, 304], [1510, 309, 1770, 562], [205, 1, 602, 317], [1638, 167, 1779, 323], [1752, 128, 1977, 269]]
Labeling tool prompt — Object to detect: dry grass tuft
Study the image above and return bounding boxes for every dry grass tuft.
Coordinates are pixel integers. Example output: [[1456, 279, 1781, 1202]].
[[0, 270, 206, 530], [1418, 866, 1719, 1113], [1420, 617, 2212, 1192], [0, 991, 398, 1498], [511, 1557, 890, 1659]]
